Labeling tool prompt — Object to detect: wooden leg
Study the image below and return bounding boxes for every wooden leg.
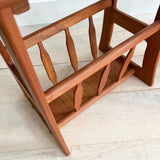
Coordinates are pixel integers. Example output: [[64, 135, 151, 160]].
[[99, 6, 114, 52], [0, 8, 70, 156], [135, 6, 160, 86], [135, 31, 160, 86], [99, 0, 117, 52]]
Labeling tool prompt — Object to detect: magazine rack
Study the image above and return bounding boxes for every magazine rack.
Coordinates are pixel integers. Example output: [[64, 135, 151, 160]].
[[0, 0, 160, 156]]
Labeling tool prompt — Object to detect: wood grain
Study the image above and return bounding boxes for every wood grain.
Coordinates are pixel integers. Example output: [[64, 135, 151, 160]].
[[88, 16, 97, 60], [38, 42, 57, 85], [117, 47, 135, 81]]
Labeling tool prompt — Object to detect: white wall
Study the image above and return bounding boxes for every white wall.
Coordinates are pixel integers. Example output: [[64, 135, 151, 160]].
[[15, 0, 160, 26]]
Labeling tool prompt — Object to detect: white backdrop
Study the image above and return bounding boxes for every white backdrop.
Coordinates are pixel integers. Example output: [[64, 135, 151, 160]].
[[15, 0, 160, 26]]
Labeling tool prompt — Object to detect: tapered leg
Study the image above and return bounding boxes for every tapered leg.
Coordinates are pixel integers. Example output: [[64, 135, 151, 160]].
[[99, 7, 114, 52], [135, 6, 160, 86], [0, 7, 70, 156], [99, 0, 117, 52]]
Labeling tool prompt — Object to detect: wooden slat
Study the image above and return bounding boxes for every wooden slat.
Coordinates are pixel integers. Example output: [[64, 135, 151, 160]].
[[74, 83, 83, 111], [113, 10, 148, 34], [65, 27, 83, 111], [57, 68, 136, 128], [23, 0, 112, 48], [117, 47, 135, 81], [38, 42, 57, 85], [65, 28, 78, 72], [89, 16, 97, 60], [98, 64, 111, 95], [45, 21, 160, 103]]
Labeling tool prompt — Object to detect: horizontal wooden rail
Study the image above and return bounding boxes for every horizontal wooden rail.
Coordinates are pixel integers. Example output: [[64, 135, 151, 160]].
[[23, 0, 112, 48], [113, 9, 148, 34], [58, 68, 136, 128], [45, 21, 160, 103]]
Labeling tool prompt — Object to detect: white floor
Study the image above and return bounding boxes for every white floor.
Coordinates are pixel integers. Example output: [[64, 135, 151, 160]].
[[0, 14, 160, 160]]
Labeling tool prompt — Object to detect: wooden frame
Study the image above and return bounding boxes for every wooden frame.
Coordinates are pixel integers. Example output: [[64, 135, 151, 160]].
[[0, 0, 160, 156]]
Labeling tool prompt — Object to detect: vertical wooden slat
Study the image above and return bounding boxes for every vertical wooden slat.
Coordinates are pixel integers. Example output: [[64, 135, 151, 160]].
[[117, 47, 135, 81], [38, 41, 57, 85], [98, 64, 111, 95], [65, 28, 83, 111], [65, 28, 78, 71], [89, 16, 97, 60], [74, 83, 83, 111]]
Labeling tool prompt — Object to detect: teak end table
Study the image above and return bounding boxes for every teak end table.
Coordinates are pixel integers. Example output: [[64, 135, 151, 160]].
[[0, 0, 160, 156]]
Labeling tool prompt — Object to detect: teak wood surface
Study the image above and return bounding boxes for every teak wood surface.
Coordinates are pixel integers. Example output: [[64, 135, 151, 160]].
[[0, 0, 160, 156]]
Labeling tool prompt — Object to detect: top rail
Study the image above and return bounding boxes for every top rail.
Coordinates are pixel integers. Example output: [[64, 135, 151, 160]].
[[113, 9, 148, 34], [45, 20, 160, 103], [23, 0, 112, 48]]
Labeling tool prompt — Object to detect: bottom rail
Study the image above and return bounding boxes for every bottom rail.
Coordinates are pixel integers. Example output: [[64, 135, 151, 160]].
[[46, 56, 138, 128], [57, 66, 136, 128]]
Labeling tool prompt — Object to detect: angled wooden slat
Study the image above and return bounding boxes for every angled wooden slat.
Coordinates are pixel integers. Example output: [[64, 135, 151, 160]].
[[117, 47, 135, 81], [74, 83, 83, 112], [65, 28, 78, 72], [89, 16, 97, 59], [65, 27, 83, 111], [98, 64, 111, 95], [38, 42, 57, 85]]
